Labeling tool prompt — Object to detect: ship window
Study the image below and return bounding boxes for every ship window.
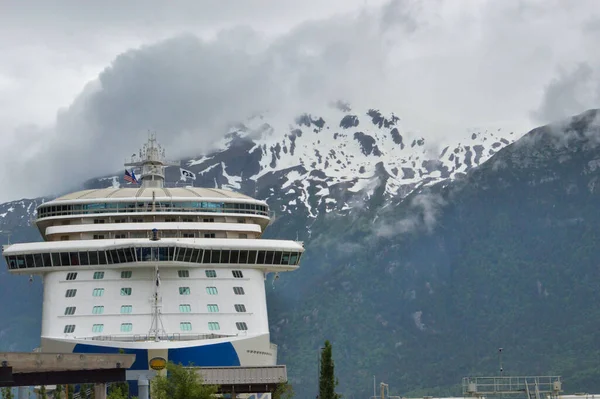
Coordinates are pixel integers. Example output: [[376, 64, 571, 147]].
[[33, 253, 43, 267], [42, 253, 52, 267], [63, 325, 76, 334], [65, 289, 77, 298], [78, 252, 90, 266], [114, 218, 126, 223], [165, 217, 177, 222], [114, 234, 127, 239], [60, 252, 71, 266], [205, 270, 217, 278], [93, 271, 104, 280], [220, 250, 230, 263], [207, 322, 220, 331], [237, 218, 246, 223], [64, 306, 76, 315], [206, 287, 218, 295], [92, 288, 104, 297], [158, 247, 174, 261], [107, 250, 118, 263], [189, 249, 201, 263], [238, 233, 248, 239], [281, 252, 291, 265], [60, 236, 69, 241], [85, 251, 96, 265], [203, 218, 214, 223], [93, 219, 105, 224], [179, 304, 191, 313], [290, 252, 299, 265], [265, 251, 275, 264], [180, 322, 192, 332], [207, 304, 219, 313], [93, 235, 105, 240], [247, 251, 257, 264], [120, 323, 132, 333], [182, 217, 194, 223], [92, 306, 104, 315], [210, 250, 220, 263], [232, 270, 244, 278], [234, 304, 246, 313], [121, 271, 132, 279], [123, 248, 135, 262], [120, 288, 132, 296], [179, 287, 191, 295], [236, 322, 248, 331], [230, 250, 239, 263], [51, 253, 61, 266], [273, 251, 282, 264], [131, 218, 143, 223], [92, 324, 104, 333], [120, 305, 132, 314], [204, 233, 216, 238], [238, 251, 248, 264], [66, 272, 78, 281], [70, 252, 80, 265], [24, 254, 34, 268], [175, 248, 187, 262], [233, 287, 245, 295], [182, 233, 194, 238], [178, 270, 189, 278]]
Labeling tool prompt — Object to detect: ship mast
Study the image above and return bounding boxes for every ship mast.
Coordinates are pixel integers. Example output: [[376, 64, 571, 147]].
[[124, 132, 180, 188]]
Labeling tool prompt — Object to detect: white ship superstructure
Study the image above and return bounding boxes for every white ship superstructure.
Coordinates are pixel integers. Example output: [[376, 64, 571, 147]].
[[2, 136, 303, 392]]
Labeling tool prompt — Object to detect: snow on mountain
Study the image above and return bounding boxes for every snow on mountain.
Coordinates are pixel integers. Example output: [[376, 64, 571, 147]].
[[181, 105, 519, 217], [0, 198, 45, 238]]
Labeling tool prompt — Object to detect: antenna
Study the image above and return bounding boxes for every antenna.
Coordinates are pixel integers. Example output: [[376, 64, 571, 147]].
[[148, 246, 166, 341], [498, 347, 503, 376], [125, 134, 179, 189]]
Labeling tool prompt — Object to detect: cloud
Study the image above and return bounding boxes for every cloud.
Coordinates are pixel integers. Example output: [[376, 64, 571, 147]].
[[376, 191, 446, 237], [531, 63, 600, 124], [2, 0, 600, 201]]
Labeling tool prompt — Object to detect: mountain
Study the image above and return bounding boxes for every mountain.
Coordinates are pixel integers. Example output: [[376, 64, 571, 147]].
[[85, 105, 517, 220], [5, 107, 600, 398]]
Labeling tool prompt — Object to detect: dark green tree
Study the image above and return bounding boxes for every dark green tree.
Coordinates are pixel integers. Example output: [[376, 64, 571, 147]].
[[1, 387, 14, 399], [39, 386, 47, 399], [107, 383, 128, 399], [151, 361, 218, 399], [272, 380, 294, 399], [318, 340, 341, 399]]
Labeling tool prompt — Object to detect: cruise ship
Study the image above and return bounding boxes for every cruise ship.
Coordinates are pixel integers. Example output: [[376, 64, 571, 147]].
[[2, 137, 303, 394]]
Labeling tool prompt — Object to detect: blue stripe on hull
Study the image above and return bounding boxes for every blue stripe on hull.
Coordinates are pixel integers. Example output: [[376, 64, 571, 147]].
[[72, 341, 240, 369], [168, 342, 241, 367]]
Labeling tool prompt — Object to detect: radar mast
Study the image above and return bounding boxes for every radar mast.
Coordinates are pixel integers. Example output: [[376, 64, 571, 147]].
[[124, 133, 180, 188]]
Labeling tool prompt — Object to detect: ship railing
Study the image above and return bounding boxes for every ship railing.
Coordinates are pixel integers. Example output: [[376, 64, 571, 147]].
[[84, 333, 236, 342], [37, 207, 270, 219]]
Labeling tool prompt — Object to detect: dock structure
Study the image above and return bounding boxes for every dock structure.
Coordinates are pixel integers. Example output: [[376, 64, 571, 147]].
[[463, 376, 563, 399], [0, 352, 135, 399], [195, 365, 287, 397]]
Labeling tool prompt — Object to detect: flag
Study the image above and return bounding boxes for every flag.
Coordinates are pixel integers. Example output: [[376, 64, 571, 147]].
[[124, 169, 139, 184], [180, 168, 196, 181]]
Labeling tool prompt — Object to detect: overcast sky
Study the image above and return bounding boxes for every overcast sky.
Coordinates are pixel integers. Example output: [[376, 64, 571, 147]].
[[1, 0, 600, 202]]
